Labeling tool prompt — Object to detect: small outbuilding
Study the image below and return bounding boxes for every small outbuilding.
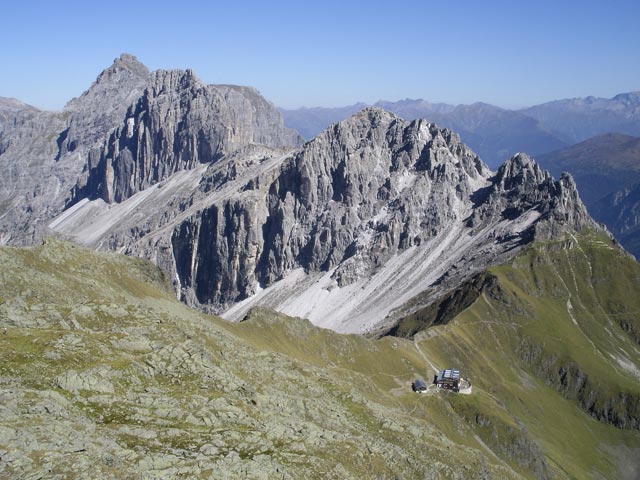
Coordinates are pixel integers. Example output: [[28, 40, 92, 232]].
[[412, 379, 428, 393]]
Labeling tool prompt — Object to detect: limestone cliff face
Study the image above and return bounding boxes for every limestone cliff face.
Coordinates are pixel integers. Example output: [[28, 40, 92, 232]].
[[86, 69, 302, 203], [152, 109, 597, 328], [0, 54, 149, 245], [0, 54, 302, 244], [168, 108, 489, 307]]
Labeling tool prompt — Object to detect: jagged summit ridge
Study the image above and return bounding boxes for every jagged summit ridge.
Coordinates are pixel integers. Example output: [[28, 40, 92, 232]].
[[50, 107, 598, 333], [480, 152, 593, 238]]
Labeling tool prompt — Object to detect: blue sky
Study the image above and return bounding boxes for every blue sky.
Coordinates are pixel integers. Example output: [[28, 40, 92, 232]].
[[2, 0, 639, 110]]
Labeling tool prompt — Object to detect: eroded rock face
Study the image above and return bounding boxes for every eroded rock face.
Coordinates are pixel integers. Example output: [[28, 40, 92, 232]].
[[170, 108, 491, 308], [85, 69, 302, 203], [0, 54, 302, 244], [56, 108, 597, 332], [0, 54, 149, 245]]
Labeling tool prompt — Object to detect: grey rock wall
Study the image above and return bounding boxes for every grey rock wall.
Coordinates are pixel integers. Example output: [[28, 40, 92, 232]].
[[85, 69, 302, 203], [153, 109, 597, 326], [0, 54, 302, 245], [168, 108, 490, 309], [0, 54, 149, 244]]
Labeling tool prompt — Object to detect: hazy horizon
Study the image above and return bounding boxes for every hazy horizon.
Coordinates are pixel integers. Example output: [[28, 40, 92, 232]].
[[3, 0, 639, 111]]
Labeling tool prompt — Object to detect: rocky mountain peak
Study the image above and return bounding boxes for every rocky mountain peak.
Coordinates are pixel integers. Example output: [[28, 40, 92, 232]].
[[0, 55, 302, 244], [494, 152, 550, 190], [95, 53, 150, 85], [65, 54, 149, 113], [82, 65, 302, 203], [0, 54, 155, 245], [541, 171, 596, 236], [342, 105, 396, 124], [58, 54, 150, 160], [0, 98, 39, 134], [315, 106, 397, 149], [468, 152, 597, 241]]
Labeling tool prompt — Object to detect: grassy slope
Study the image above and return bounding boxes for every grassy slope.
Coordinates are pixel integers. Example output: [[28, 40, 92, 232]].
[[0, 240, 520, 479], [413, 231, 640, 479], [2, 236, 640, 478]]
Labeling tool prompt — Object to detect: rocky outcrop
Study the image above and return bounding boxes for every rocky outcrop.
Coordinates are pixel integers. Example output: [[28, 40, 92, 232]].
[[468, 152, 595, 239], [84, 69, 302, 203]]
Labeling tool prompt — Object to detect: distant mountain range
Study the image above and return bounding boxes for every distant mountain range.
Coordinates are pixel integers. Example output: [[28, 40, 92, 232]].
[[592, 183, 640, 257], [522, 92, 640, 144], [537, 133, 640, 205], [537, 133, 640, 258], [281, 91, 640, 168]]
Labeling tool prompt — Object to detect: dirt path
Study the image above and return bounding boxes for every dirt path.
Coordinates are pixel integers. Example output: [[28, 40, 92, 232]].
[[413, 338, 439, 375]]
